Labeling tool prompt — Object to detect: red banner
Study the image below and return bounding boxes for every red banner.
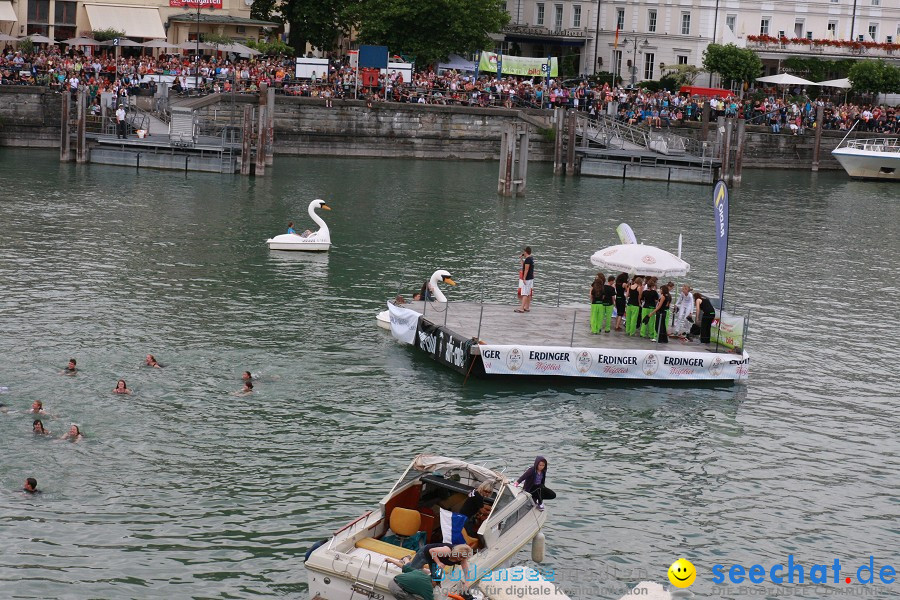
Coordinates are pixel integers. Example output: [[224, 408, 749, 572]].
[[169, 0, 222, 8]]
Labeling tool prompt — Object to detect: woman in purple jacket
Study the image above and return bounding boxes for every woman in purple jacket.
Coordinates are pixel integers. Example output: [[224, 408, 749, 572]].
[[515, 456, 555, 510]]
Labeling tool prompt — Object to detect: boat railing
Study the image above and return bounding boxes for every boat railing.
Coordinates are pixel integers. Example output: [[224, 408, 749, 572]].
[[843, 138, 900, 153]]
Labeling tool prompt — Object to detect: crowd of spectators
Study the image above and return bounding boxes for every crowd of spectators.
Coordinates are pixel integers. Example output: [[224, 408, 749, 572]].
[[2, 45, 897, 135]]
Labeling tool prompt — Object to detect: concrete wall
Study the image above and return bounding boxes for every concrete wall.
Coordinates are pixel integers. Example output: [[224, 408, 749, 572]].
[[194, 96, 556, 161], [0, 87, 62, 148]]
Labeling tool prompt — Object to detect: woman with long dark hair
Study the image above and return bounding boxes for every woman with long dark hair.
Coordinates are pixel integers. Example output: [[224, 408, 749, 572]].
[[647, 285, 671, 343], [589, 273, 605, 334], [694, 292, 717, 343], [614, 273, 628, 332]]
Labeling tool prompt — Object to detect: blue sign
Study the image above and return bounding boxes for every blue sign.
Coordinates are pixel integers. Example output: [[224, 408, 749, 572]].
[[713, 180, 729, 310], [358, 45, 388, 69]]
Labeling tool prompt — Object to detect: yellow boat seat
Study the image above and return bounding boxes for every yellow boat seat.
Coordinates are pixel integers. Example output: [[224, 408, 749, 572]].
[[355, 537, 416, 560]]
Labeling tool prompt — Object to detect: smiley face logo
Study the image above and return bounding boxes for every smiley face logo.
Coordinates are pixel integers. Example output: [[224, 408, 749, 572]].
[[668, 558, 697, 588]]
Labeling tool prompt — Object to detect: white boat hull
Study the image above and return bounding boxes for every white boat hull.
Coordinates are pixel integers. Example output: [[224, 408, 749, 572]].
[[376, 310, 390, 330], [832, 147, 900, 180], [266, 234, 330, 252]]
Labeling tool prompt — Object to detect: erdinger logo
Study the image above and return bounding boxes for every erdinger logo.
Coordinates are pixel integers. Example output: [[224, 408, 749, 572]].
[[642, 255, 657, 264], [642, 353, 659, 376], [506, 348, 524, 371], [708, 356, 725, 377], [575, 350, 592, 374]]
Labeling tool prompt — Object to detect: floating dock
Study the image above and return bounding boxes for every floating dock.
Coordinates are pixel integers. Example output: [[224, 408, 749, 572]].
[[387, 301, 749, 383]]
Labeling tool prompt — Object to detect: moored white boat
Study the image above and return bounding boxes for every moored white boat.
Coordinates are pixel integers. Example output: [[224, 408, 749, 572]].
[[832, 137, 900, 181], [376, 270, 456, 330], [305, 455, 547, 600], [266, 199, 332, 251]]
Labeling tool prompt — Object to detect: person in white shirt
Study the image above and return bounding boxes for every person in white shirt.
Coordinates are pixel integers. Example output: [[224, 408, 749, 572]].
[[115, 104, 126, 139], [672, 284, 694, 337]]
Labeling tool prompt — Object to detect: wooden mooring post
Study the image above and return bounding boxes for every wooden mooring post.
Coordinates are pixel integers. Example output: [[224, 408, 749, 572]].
[[240, 104, 253, 176], [812, 104, 824, 172], [255, 84, 267, 176], [565, 110, 576, 176], [701, 101, 711, 143], [60, 92, 72, 162], [497, 122, 529, 196], [76, 88, 87, 163], [553, 107, 564, 174], [722, 118, 733, 183], [733, 118, 746, 184], [265, 86, 275, 166]]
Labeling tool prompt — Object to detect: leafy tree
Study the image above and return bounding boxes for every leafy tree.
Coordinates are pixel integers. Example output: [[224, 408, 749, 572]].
[[202, 33, 233, 46], [252, 0, 352, 56], [702, 43, 763, 90], [246, 38, 293, 56], [351, 0, 509, 65], [782, 57, 853, 81], [849, 59, 900, 94], [91, 28, 125, 42], [659, 64, 702, 90]]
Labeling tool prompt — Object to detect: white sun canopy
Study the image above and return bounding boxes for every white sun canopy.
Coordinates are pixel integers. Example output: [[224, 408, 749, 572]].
[[590, 243, 691, 277], [756, 73, 819, 86], [0, 1, 16, 22], [85, 4, 166, 39]]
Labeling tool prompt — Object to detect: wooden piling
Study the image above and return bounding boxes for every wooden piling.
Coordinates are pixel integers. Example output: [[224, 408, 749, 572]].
[[733, 119, 746, 184], [565, 110, 576, 176], [240, 104, 252, 176], [76, 88, 87, 163], [812, 104, 824, 172], [517, 128, 529, 196], [266, 86, 275, 166], [553, 107, 564, 174], [498, 122, 512, 195], [60, 92, 71, 162], [716, 116, 726, 162], [255, 85, 267, 176], [722, 118, 733, 183]]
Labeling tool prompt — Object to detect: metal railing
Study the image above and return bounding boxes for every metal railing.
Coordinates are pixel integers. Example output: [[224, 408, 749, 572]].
[[842, 137, 900, 152]]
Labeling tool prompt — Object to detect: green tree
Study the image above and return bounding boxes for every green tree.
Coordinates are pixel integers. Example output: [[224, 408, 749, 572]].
[[253, 0, 352, 56], [849, 59, 900, 94], [91, 27, 125, 42], [702, 43, 763, 90], [659, 64, 702, 90], [351, 0, 509, 65]]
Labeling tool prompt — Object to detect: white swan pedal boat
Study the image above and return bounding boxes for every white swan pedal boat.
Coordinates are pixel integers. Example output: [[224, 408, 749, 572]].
[[266, 199, 332, 251], [304, 454, 547, 600], [376, 270, 456, 330]]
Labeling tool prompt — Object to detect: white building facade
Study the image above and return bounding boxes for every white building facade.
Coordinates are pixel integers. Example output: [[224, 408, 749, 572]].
[[501, 0, 900, 81]]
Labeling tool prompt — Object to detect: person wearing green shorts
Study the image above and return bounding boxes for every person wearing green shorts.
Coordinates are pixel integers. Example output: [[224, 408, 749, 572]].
[[599, 275, 616, 333], [625, 276, 643, 336], [640, 281, 660, 338], [589, 274, 605, 334]]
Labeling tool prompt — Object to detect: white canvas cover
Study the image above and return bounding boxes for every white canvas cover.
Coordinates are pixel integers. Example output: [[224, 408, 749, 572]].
[[756, 73, 818, 86], [85, 5, 166, 39], [411, 454, 506, 484]]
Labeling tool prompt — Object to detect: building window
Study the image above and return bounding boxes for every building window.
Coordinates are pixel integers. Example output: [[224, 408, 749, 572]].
[[614, 49, 622, 76], [536, 3, 544, 26], [681, 13, 690, 35], [869, 24, 878, 40], [726, 15, 736, 33], [644, 52, 655, 80], [554, 4, 563, 30], [616, 8, 625, 31], [872, 0, 880, 5], [573, 5, 581, 28], [677, 55, 688, 65], [648, 9, 657, 33], [827, 21, 837, 37], [760, 18, 770, 35], [27, 0, 49, 23], [794, 21, 804, 38], [830, 0, 838, 3], [888, 35, 894, 43], [54, 0, 76, 25]]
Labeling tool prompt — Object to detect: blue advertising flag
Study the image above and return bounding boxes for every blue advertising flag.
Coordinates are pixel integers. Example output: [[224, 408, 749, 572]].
[[713, 180, 729, 311], [497, 52, 502, 78]]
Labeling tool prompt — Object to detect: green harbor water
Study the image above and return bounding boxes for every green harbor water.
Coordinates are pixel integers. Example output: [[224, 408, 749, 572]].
[[0, 151, 898, 599]]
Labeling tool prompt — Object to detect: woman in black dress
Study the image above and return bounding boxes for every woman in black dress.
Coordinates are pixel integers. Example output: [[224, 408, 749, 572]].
[[613, 273, 628, 332]]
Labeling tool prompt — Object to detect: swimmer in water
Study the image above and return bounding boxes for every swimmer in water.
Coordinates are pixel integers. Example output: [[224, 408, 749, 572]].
[[60, 424, 84, 442], [145, 354, 162, 369], [23, 477, 40, 494], [237, 380, 253, 395], [33, 419, 49, 435], [63, 358, 77, 376], [242, 371, 252, 382], [28, 400, 47, 415], [113, 379, 131, 395]]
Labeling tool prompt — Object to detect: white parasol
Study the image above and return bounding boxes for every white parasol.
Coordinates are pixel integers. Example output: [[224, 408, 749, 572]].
[[817, 77, 851, 89], [590, 244, 691, 277], [756, 73, 819, 86]]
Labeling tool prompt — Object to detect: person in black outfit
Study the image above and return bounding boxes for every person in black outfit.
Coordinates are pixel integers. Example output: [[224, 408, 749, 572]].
[[694, 292, 717, 343], [640, 282, 659, 339], [648, 285, 671, 343], [599, 275, 616, 333], [613, 273, 628, 332]]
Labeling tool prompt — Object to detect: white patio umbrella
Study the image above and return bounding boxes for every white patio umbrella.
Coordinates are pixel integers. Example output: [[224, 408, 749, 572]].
[[756, 73, 818, 86], [220, 42, 260, 56], [62, 37, 98, 46], [590, 244, 691, 278], [177, 41, 215, 50], [98, 37, 142, 47], [22, 34, 54, 44], [817, 77, 851, 89], [0, 33, 18, 42], [140, 39, 180, 49]]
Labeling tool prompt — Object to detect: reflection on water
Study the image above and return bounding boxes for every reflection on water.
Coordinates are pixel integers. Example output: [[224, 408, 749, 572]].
[[0, 152, 898, 599]]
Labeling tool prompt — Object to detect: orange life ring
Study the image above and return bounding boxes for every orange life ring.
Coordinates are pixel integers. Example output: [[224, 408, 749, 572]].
[[448, 594, 465, 600]]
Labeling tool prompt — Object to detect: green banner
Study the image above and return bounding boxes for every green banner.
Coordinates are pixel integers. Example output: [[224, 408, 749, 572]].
[[478, 52, 558, 77]]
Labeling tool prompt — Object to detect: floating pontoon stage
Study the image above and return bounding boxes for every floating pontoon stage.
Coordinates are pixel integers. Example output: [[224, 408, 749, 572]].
[[86, 133, 240, 173], [388, 301, 749, 383]]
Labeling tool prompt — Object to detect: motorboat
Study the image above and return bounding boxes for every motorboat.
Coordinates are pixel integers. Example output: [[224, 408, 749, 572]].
[[266, 199, 332, 251], [304, 454, 547, 600], [376, 270, 456, 330], [832, 128, 900, 181]]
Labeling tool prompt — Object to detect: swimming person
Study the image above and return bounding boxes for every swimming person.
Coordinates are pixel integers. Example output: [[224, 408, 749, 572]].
[[23, 478, 40, 494], [242, 371, 253, 382], [145, 355, 162, 369], [514, 456, 556, 510], [63, 358, 77, 376], [113, 380, 131, 395], [239, 381, 253, 395], [60, 424, 84, 442], [28, 401, 47, 415], [32, 419, 49, 435]]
